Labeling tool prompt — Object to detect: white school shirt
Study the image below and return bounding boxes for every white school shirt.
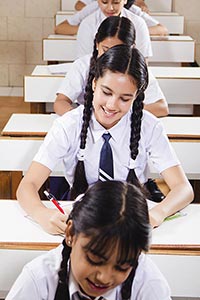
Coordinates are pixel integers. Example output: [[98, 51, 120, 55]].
[[76, 8, 152, 58], [33, 106, 178, 186], [6, 244, 172, 300], [69, 1, 158, 27], [56, 54, 166, 106]]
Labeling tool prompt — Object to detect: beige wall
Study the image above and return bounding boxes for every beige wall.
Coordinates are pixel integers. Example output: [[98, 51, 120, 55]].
[[0, 0, 60, 87], [173, 0, 200, 66], [0, 0, 199, 88]]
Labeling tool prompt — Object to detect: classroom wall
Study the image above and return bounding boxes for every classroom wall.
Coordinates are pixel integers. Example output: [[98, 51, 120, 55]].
[[173, 0, 200, 66], [0, 0, 60, 87], [0, 0, 199, 88]]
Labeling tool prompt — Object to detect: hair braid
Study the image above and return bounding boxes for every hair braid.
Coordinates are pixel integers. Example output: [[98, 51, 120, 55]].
[[54, 239, 71, 300], [121, 259, 139, 300], [70, 56, 95, 199], [126, 93, 144, 188]]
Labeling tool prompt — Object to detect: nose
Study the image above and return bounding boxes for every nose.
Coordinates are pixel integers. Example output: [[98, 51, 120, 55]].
[[95, 266, 113, 285], [107, 2, 114, 10], [106, 96, 117, 111]]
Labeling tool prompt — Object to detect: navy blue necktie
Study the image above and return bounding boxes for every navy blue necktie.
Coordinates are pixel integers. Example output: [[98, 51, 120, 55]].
[[99, 133, 114, 181]]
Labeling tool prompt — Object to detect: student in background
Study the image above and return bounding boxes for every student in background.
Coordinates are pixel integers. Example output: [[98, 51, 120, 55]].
[[54, 16, 168, 117], [16, 45, 193, 235], [75, 0, 149, 13], [6, 181, 172, 300], [75, 0, 152, 58], [55, 0, 168, 37]]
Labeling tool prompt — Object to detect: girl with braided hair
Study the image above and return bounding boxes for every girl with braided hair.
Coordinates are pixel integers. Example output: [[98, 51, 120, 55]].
[[17, 44, 193, 234], [55, 16, 167, 117], [7, 180, 171, 300]]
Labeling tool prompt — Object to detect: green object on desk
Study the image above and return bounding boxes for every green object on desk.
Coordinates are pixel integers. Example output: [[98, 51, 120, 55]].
[[164, 211, 187, 222]]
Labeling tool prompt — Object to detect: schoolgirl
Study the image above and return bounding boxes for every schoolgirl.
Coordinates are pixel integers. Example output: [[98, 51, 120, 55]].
[[17, 45, 193, 234], [54, 16, 168, 117], [7, 181, 172, 300]]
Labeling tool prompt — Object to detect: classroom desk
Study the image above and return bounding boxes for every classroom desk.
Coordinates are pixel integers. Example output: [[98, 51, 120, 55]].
[[24, 65, 200, 115], [43, 34, 195, 64], [2, 114, 200, 139], [0, 200, 199, 297], [55, 11, 184, 35], [60, 0, 173, 13]]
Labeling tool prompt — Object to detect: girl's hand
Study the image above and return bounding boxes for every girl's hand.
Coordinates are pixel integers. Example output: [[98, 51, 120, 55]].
[[149, 207, 165, 228], [36, 207, 69, 235]]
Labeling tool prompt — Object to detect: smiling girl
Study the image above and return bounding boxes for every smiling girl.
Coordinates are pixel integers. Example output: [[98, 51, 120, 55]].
[[16, 45, 193, 234], [7, 181, 172, 300]]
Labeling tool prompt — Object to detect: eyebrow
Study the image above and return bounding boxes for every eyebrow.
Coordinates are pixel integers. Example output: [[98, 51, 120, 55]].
[[101, 85, 135, 98]]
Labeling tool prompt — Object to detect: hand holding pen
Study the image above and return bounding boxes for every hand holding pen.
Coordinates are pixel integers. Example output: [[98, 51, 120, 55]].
[[44, 190, 66, 215]]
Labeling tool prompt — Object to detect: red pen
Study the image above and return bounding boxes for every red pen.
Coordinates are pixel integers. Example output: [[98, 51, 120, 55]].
[[44, 190, 66, 215]]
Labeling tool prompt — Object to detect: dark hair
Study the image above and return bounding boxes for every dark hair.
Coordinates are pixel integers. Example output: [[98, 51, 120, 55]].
[[88, 16, 136, 95], [124, 0, 135, 9], [54, 180, 150, 300], [70, 44, 148, 199]]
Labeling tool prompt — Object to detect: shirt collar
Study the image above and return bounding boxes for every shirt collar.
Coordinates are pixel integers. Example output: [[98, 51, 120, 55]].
[[69, 268, 119, 300], [90, 110, 131, 143]]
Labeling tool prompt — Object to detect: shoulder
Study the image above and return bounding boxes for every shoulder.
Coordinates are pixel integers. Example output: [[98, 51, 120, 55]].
[[71, 54, 91, 71], [131, 253, 171, 299], [122, 8, 146, 26]]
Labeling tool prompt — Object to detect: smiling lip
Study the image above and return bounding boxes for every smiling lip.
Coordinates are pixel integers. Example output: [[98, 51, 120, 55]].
[[86, 278, 110, 293], [103, 107, 117, 118]]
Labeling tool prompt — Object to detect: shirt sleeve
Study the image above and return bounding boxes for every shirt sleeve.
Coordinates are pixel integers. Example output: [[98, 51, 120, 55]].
[[144, 69, 166, 105], [68, 2, 98, 25], [5, 267, 41, 300], [56, 57, 89, 104], [76, 16, 95, 57], [147, 119, 180, 174], [129, 5, 159, 27]]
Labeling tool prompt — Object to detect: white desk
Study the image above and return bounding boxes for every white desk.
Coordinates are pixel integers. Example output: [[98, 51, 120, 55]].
[[150, 66, 200, 105], [0, 200, 200, 297], [3, 114, 200, 139], [55, 11, 184, 35], [43, 35, 77, 62], [150, 12, 184, 34], [1, 113, 57, 137], [146, 0, 172, 12], [24, 64, 200, 115], [43, 34, 195, 64], [2, 114, 200, 180]]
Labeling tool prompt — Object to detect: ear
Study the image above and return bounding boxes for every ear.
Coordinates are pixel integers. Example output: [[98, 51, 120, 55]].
[[65, 220, 74, 247], [92, 78, 96, 92], [124, 0, 128, 4]]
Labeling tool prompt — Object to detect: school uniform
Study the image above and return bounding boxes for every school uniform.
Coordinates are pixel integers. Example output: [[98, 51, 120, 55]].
[[76, 7, 152, 58], [33, 105, 179, 187], [6, 244, 171, 300], [56, 54, 166, 106], [68, 1, 158, 28]]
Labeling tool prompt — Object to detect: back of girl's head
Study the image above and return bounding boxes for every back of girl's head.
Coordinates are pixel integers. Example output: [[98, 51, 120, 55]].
[[95, 16, 136, 47], [70, 180, 150, 258], [95, 44, 148, 93], [55, 181, 150, 300]]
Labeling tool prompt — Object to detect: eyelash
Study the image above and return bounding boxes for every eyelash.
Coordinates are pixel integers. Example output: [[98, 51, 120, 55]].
[[103, 91, 130, 102], [86, 255, 131, 272]]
